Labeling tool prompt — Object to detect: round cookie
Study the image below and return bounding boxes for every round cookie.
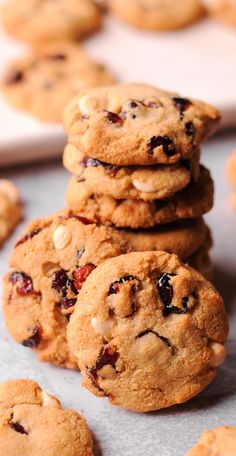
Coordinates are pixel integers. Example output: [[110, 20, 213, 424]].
[[0, 379, 93, 456], [3, 211, 128, 369], [67, 251, 228, 412], [1, 0, 102, 44], [2, 42, 115, 123], [111, 0, 205, 31], [63, 144, 200, 201], [186, 426, 236, 456], [63, 83, 220, 166], [0, 179, 22, 246], [66, 166, 214, 228], [207, 0, 236, 27]]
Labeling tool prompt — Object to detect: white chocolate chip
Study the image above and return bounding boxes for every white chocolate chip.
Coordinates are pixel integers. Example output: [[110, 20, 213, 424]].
[[132, 179, 155, 193], [53, 226, 71, 251], [0, 179, 19, 203], [42, 391, 61, 409], [78, 94, 102, 116], [209, 342, 227, 368], [91, 317, 113, 336]]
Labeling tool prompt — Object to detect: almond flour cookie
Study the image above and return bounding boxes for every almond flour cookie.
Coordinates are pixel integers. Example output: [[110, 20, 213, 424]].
[[1, 0, 102, 44], [207, 0, 236, 27], [2, 42, 114, 123], [111, 0, 205, 31], [0, 379, 93, 456], [63, 83, 220, 166], [66, 166, 214, 228], [67, 251, 228, 412], [3, 211, 128, 369], [226, 149, 236, 209], [0, 179, 22, 246], [186, 426, 236, 455], [63, 144, 200, 201]]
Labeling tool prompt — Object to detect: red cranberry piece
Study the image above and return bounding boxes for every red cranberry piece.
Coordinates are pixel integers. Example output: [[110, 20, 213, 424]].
[[15, 228, 41, 247], [90, 344, 119, 376], [52, 270, 71, 297], [104, 110, 122, 125], [73, 264, 96, 291], [185, 121, 195, 137], [5, 70, 24, 85], [73, 215, 95, 225], [10, 272, 34, 296], [109, 275, 136, 295], [10, 422, 28, 435], [173, 97, 192, 119], [22, 326, 40, 348], [59, 297, 77, 310], [147, 136, 176, 157]]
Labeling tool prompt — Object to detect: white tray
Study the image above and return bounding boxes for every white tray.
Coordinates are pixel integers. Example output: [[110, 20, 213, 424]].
[[0, 12, 236, 166]]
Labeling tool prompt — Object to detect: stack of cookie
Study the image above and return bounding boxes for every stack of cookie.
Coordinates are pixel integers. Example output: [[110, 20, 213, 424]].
[[63, 82, 220, 279]]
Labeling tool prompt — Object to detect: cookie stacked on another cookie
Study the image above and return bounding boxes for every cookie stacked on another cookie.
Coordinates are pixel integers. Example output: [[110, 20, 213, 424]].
[[63, 82, 220, 278]]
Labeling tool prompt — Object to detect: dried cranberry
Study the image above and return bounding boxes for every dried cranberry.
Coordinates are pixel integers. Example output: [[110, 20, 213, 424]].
[[104, 110, 122, 125], [10, 422, 28, 435], [9, 272, 34, 296], [173, 97, 192, 119], [109, 275, 136, 295], [45, 53, 66, 60], [22, 326, 40, 348], [128, 100, 139, 109], [73, 215, 94, 225], [59, 297, 77, 310], [5, 70, 24, 85], [147, 136, 176, 157], [157, 272, 183, 316], [77, 247, 85, 259], [52, 270, 71, 297], [15, 228, 42, 247], [185, 121, 195, 137], [73, 264, 96, 291], [90, 345, 118, 376]]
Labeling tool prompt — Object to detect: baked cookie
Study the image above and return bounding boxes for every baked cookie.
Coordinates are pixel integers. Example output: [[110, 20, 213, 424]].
[[226, 149, 236, 209], [2, 42, 115, 123], [63, 83, 220, 166], [0, 179, 22, 246], [1, 0, 102, 44], [111, 0, 205, 31], [187, 228, 213, 281], [186, 426, 236, 455], [67, 251, 228, 412], [0, 379, 93, 456], [208, 0, 236, 27], [3, 211, 128, 369], [63, 144, 200, 201], [66, 166, 214, 228]]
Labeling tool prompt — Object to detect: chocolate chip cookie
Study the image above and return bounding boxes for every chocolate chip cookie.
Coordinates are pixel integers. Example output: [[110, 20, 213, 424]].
[[1, 0, 102, 44], [63, 144, 201, 201], [3, 211, 127, 369], [63, 83, 220, 166], [2, 42, 114, 123], [66, 165, 214, 228], [111, 0, 205, 31], [67, 251, 228, 412], [0, 379, 93, 456], [186, 426, 236, 455], [0, 179, 22, 247]]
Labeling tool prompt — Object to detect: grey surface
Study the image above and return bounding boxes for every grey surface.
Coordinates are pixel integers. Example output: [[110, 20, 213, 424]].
[[0, 132, 236, 456]]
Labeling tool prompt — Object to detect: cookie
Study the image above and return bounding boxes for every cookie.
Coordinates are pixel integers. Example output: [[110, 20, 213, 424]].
[[66, 165, 214, 228], [63, 144, 201, 201], [186, 426, 236, 455], [187, 230, 213, 281], [63, 83, 220, 166], [111, 0, 205, 31], [2, 42, 115, 123], [0, 379, 93, 456], [208, 0, 236, 27], [226, 149, 236, 188], [0, 179, 22, 246], [1, 0, 102, 44], [67, 251, 228, 412], [3, 211, 128, 369]]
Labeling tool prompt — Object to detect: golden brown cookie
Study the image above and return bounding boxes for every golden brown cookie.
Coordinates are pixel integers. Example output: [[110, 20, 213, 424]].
[[111, 0, 205, 31], [186, 426, 236, 456], [1, 0, 102, 44], [0, 179, 22, 247], [66, 166, 214, 228], [3, 210, 128, 369], [63, 83, 220, 166], [67, 251, 228, 412], [207, 0, 236, 27], [0, 379, 93, 456], [2, 42, 114, 123]]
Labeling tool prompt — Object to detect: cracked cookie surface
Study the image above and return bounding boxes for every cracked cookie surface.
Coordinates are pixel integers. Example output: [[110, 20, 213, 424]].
[[67, 251, 228, 412]]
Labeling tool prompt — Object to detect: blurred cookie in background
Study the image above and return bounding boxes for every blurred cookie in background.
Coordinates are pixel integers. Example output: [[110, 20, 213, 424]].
[[206, 0, 236, 27], [0, 179, 22, 247], [1, 0, 103, 44], [186, 426, 236, 455], [226, 149, 236, 210], [1, 42, 115, 123], [111, 0, 206, 31]]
